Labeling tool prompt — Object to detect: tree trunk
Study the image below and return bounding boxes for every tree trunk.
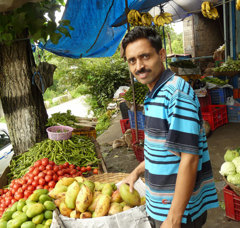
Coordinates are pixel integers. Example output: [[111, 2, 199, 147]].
[[0, 38, 48, 155], [167, 32, 173, 54]]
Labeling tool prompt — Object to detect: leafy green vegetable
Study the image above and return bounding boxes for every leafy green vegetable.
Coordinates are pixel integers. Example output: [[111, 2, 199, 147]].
[[219, 161, 236, 176], [224, 149, 239, 162]]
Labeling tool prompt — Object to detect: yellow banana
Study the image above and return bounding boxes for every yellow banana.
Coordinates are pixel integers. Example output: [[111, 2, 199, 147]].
[[134, 10, 141, 24], [211, 7, 219, 20], [205, 2, 211, 13], [157, 15, 165, 26], [201, 2, 207, 11], [153, 15, 159, 26]]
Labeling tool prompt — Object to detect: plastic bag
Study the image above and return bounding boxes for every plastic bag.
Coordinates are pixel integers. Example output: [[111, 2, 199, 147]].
[[113, 86, 129, 99], [226, 96, 234, 106]]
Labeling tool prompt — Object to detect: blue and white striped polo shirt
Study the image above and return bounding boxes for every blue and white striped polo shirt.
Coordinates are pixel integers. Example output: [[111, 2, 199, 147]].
[[144, 69, 219, 223]]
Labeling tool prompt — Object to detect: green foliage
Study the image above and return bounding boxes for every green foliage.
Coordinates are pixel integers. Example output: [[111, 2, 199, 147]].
[[0, 117, 6, 123], [0, 0, 72, 45]]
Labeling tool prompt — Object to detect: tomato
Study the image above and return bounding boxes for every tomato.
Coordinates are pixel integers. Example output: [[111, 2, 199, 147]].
[[46, 164, 53, 170], [34, 160, 42, 167], [86, 166, 92, 171], [11, 198, 17, 204], [93, 168, 98, 174], [46, 170, 54, 176], [59, 164, 64, 170], [33, 168, 40, 176], [0, 189, 3, 195], [14, 192, 23, 200], [29, 166, 35, 172], [22, 184, 28, 191], [76, 166, 81, 171], [28, 173, 34, 179], [18, 178, 27, 185], [57, 170, 63, 176], [5, 191, 12, 197], [44, 185, 49, 190], [27, 185, 35, 191], [39, 165, 45, 171], [70, 169, 77, 175], [45, 175, 52, 182], [3, 189, 8, 194], [32, 180, 38, 187], [27, 178, 33, 185], [58, 176, 63, 181], [43, 170, 48, 174], [38, 172, 45, 178], [41, 158, 49, 166], [49, 160, 55, 166], [53, 165, 59, 172], [63, 162, 69, 168], [76, 171, 82, 176], [24, 190, 32, 198], [13, 183, 21, 191], [81, 167, 87, 172], [5, 198, 11, 206], [36, 185, 44, 190], [39, 178, 46, 186], [17, 188, 24, 194], [52, 175, 58, 182], [69, 164, 75, 169], [48, 181, 56, 188], [34, 176, 39, 181]]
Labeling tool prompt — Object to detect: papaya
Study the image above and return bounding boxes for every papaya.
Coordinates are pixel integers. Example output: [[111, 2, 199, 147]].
[[94, 194, 111, 217], [1, 211, 14, 221], [87, 194, 102, 213], [43, 201, 56, 211], [79, 212, 92, 219], [12, 211, 25, 219], [111, 190, 122, 203], [123, 205, 132, 211], [9, 202, 18, 212], [39, 194, 52, 204], [28, 189, 48, 202], [56, 177, 75, 187], [75, 185, 93, 213], [21, 221, 35, 228], [65, 181, 80, 209], [140, 196, 146, 205], [108, 202, 123, 215], [0, 220, 7, 228], [9, 213, 28, 227], [69, 210, 80, 219], [36, 225, 45, 228], [44, 219, 52, 227], [119, 183, 141, 207], [26, 203, 45, 218], [59, 202, 72, 217], [32, 213, 44, 224], [110, 182, 117, 191], [48, 185, 68, 199], [17, 200, 26, 212], [101, 183, 113, 196], [74, 176, 85, 183], [94, 182, 104, 191], [83, 180, 95, 192], [44, 210, 53, 220]]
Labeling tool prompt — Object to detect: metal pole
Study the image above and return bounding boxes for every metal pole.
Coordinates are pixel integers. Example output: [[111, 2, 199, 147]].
[[125, 0, 139, 142]]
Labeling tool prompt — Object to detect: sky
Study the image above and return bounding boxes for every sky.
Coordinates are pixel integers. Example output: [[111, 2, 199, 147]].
[[172, 21, 183, 34]]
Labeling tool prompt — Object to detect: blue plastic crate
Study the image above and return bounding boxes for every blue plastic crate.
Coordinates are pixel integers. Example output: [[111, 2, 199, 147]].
[[209, 88, 233, 105], [128, 110, 145, 130], [227, 105, 240, 122]]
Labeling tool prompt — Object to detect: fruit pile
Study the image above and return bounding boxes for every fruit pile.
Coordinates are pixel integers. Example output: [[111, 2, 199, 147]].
[[0, 189, 55, 228], [49, 176, 145, 219], [201, 2, 219, 20], [213, 57, 240, 73], [124, 83, 148, 105], [0, 158, 98, 217], [153, 12, 173, 27]]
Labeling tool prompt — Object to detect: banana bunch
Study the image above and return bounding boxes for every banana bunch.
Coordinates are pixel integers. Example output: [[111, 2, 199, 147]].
[[141, 12, 153, 26], [201, 1, 219, 20], [153, 12, 173, 27], [236, 0, 240, 11], [127, 10, 142, 26]]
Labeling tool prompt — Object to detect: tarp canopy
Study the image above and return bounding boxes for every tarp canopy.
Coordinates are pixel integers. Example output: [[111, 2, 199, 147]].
[[41, 0, 208, 58]]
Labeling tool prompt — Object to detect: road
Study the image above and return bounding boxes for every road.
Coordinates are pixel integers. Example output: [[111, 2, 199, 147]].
[[47, 95, 94, 118]]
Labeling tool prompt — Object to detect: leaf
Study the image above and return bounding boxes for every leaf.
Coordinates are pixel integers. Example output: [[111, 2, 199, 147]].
[[57, 26, 70, 36], [59, 20, 70, 26], [50, 32, 62, 44]]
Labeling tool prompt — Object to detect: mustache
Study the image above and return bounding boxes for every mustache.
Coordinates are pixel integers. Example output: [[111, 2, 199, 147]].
[[135, 68, 151, 75]]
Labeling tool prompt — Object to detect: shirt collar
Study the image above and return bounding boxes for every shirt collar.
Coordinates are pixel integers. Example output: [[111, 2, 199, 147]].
[[147, 68, 174, 99]]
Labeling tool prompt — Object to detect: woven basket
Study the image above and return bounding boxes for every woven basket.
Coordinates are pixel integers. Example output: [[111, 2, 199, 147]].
[[87, 172, 145, 183], [46, 125, 73, 141], [213, 71, 240, 77], [223, 176, 240, 196]]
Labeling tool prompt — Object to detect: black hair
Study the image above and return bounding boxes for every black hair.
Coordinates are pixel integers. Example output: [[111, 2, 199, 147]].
[[121, 26, 162, 59]]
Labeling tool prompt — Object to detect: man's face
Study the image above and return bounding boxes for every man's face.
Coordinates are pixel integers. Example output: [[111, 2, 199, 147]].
[[125, 38, 166, 91]]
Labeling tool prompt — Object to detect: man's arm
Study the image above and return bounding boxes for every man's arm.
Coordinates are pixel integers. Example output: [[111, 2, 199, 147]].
[[122, 161, 145, 192], [161, 153, 199, 228]]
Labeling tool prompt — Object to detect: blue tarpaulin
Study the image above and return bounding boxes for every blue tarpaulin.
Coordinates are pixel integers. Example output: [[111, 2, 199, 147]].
[[42, 0, 167, 58]]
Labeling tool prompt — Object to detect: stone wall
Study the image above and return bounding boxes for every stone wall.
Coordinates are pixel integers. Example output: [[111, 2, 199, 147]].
[[183, 13, 224, 57]]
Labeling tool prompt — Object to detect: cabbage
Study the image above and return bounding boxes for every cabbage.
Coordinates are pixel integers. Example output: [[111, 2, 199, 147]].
[[224, 149, 239, 162], [219, 162, 236, 176], [227, 173, 240, 185], [232, 156, 240, 173]]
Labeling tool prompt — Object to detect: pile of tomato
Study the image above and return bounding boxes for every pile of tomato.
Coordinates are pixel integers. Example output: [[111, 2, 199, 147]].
[[0, 158, 98, 217]]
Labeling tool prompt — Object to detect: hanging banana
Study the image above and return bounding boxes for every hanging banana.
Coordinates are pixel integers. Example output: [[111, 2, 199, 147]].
[[127, 10, 153, 27], [141, 12, 153, 26], [153, 12, 173, 27], [236, 0, 240, 11], [201, 1, 219, 20]]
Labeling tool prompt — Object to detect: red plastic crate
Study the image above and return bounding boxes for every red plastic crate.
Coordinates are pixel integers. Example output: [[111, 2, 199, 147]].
[[201, 105, 228, 131], [223, 185, 240, 221], [132, 143, 144, 162], [198, 95, 211, 110], [120, 119, 130, 134], [131, 129, 145, 142]]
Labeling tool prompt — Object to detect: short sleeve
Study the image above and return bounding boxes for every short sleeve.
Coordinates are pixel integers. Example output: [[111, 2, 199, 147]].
[[164, 90, 200, 155]]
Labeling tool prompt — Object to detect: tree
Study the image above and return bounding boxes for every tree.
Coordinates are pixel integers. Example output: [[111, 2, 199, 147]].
[[0, 1, 72, 155]]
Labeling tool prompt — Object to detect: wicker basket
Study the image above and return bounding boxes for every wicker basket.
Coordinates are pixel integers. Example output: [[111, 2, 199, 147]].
[[213, 71, 240, 77], [87, 172, 145, 183], [223, 176, 240, 196]]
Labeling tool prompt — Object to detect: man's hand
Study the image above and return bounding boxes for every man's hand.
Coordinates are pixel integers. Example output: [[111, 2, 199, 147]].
[[121, 161, 145, 192], [160, 217, 181, 228]]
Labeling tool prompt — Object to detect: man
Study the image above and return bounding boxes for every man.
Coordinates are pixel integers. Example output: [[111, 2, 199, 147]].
[[121, 26, 219, 228]]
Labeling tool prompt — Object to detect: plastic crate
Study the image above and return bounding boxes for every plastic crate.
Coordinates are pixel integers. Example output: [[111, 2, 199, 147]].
[[209, 88, 232, 104], [198, 95, 211, 109], [131, 143, 144, 162], [120, 119, 130, 134], [201, 105, 228, 131], [46, 126, 73, 141], [223, 185, 240, 221], [128, 110, 145, 130], [131, 129, 145, 143], [227, 105, 240, 122]]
